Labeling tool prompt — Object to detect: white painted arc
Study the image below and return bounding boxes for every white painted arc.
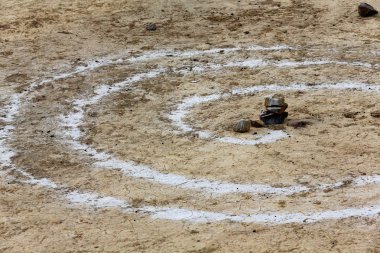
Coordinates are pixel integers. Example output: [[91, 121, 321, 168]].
[[67, 191, 380, 224], [170, 82, 380, 145], [168, 92, 291, 145], [60, 67, 380, 195], [127, 45, 295, 62], [1, 44, 379, 224], [4, 166, 379, 225], [58, 70, 306, 195]]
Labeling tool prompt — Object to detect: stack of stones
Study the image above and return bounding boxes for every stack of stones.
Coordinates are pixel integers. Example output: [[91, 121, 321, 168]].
[[260, 94, 288, 125]]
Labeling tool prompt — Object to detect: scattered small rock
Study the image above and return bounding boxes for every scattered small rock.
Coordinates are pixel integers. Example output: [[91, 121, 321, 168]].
[[32, 95, 46, 102], [233, 119, 251, 133], [191, 132, 200, 138], [358, 3, 378, 17], [58, 31, 73, 35], [370, 110, 380, 118], [267, 124, 286, 130], [88, 111, 98, 117], [145, 23, 157, 31], [278, 200, 286, 208], [251, 120, 264, 128], [0, 50, 13, 56], [343, 111, 359, 118], [287, 119, 314, 129], [5, 73, 29, 83], [27, 20, 43, 28]]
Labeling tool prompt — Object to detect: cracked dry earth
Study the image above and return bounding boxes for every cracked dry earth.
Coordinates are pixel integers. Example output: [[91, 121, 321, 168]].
[[1, 0, 380, 252]]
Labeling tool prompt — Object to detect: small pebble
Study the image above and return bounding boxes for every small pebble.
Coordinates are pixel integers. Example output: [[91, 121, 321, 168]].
[[287, 119, 314, 129], [251, 120, 264, 128], [146, 23, 157, 31], [233, 119, 251, 133], [358, 3, 378, 17], [343, 112, 359, 118], [370, 110, 380, 118]]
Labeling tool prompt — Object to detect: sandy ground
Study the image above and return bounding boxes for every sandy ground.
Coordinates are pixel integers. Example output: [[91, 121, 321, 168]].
[[1, 0, 380, 252]]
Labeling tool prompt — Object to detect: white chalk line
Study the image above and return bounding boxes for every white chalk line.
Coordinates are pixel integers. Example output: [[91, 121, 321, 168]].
[[0, 53, 129, 170], [127, 45, 294, 62], [1, 45, 379, 224], [174, 58, 376, 76], [4, 170, 379, 225], [60, 69, 308, 196], [202, 59, 374, 72], [168, 92, 290, 145], [68, 190, 380, 224], [5, 166, 379, 225], [3, 120, 378, 225], [170, 82, 380, 145], [59, 63, 380, 195], [61, 80, 380, 196]]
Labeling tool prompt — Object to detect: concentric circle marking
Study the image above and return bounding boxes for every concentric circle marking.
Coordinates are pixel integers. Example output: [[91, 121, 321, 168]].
[[60, 56, 380, 195], [1, 45, 380, 224], [60, 78, 380, 196], [170, 82, 380, 145]]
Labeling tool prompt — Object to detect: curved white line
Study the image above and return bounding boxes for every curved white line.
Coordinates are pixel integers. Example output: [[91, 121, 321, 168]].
[[170, 82, 380, 145], [1, 45, 379, 224], [175, 58, 375, 75], [60, 76, 380, 195], [168, 93, 289, 145], [5, 170, 378, 225], [59, 69, 307, 195], [68, 191, 380, 224], [127, 45, 295, 62]]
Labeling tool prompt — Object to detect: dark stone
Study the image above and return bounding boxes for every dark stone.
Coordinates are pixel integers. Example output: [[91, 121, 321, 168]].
[[251, 120, 264, 128], [287, 119, 314, 128], [268, 124, 286, 130], [358, 3, 378, 17], [370, 110, 380, 118], [146, 23, 157, 31], [5, 73, 29, 83], [343, 112, 359, 118], [260, 111, 288, 125]]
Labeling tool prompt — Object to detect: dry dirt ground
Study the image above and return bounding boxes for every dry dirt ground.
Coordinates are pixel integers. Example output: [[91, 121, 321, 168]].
[[1, 0, 380, 252]]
